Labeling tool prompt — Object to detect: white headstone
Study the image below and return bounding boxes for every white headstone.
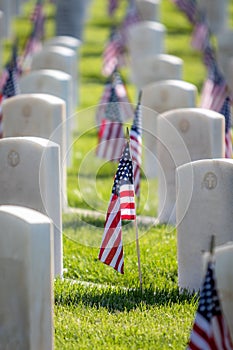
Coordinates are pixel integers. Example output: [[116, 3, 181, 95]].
[[158, 108, 224, 224], [202, 242, 233, 340], [2, 93, 68, 210], [0, 0, 11, 37], [44, 35, 82, 54], [10, 0, 20, 16], [176, 159, 233, 292], [136, 0, 160, 21], [19, 69, 73, 167], [216, 30, 233, 89], [141, 80, 197, 178], [127, 21, 166, 60], [0, 136, 62, 277], [0, 205, 54, 349], [197, 0, 228, 35], [56, 0, 88, 40], [30, 45, 78, 110], [130, 54, 183, 90]]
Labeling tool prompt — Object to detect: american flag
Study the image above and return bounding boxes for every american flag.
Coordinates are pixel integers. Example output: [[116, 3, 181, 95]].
[[98, 141, 136, 273], [102, 27, 125, 77], [30, 0, 44, 39], [202, 44, 216, 70], [20, 0, 44, 73], [191, 13, 209, 51], [95, 79, 112, 127], [120, 1, 141, 46], [96, 83, 125, 161], [171, 0, 198, 24], [108, 0, 119, 16], [2, 60, 20, 97], [0, 44, 20, 138], [187, 261, 233, 350], [130, 93, 142, 198], [113, 70, 134, 121], [220, 96, 232, 158], [96, 70, 133, 128], [21, 24, 42, 73], [200, 57, 228, 113]]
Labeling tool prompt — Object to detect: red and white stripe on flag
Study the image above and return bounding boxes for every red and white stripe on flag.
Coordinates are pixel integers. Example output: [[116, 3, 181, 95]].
[[191, 22, 209, 51], [225, 130, 232, 158], [130, 129, 142, 166], [187, 313, 233, 350], [96, 119, 125, 161], [120, 184, 136, 220], [200, 79, 228, 112], [102, 43, 119, 77], [98, 194, 124, 274]]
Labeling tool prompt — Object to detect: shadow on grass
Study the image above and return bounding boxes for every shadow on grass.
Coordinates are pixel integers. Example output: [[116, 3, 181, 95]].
[[63, 215, 105, 229], [55, 283, 198, 312]]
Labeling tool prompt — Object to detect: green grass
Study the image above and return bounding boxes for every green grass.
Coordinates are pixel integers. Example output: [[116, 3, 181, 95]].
[[7, 0, 230, 348]]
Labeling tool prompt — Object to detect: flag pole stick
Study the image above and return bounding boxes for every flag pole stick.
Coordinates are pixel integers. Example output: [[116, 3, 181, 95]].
[[136, 89, 142, 211], [209, 234, 215, 262], [126, 126, 143, 290], [209, 234, 215, 255]]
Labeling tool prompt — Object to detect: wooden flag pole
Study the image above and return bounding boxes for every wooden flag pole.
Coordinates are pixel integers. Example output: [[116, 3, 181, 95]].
[[209, 234, 215, 259], [126, 126, 143, 290]]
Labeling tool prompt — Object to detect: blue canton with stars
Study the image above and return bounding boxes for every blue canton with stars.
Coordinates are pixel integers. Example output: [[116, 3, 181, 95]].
[[220, 96, 231, 133], [105, 85, 121, 122], [112, 142, 133, 196], [131, 99, 142, 137], [198, 261, 221, 321]]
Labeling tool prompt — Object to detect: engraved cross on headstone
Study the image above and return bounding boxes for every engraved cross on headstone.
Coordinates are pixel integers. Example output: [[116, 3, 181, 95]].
[[204, 172, 217, 190], [8, 150, 20, 167]]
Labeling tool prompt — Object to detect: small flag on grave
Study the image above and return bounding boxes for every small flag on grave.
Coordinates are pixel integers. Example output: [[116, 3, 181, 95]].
[[0, 42, 20, 138], [20, 0, 44, 73], [191, 12, 209, 51], [108, 0, 119, 16], [171, 0, 198, 25], [102, 26, 125, 77], [219, 96, 232, 159], [187, 237, 233, 349], [98, 140, 136, 273], [96, 80, 125, 162], [96, 70, 133, 128], [130, 91, 142, 198]]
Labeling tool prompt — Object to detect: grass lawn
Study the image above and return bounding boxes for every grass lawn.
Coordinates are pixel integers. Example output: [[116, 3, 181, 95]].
[[7, 0, 231, 348], [56, 0, 203, 348]]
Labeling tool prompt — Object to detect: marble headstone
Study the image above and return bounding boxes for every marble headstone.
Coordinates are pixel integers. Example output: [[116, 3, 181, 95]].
[[30, 45, 78, 110], [55, 0, 88, 40], [197, 0, 228, 35], [136, 0, 160, 22], [127, 21, 166, 59], [19, 69, 73, 167], [2, 93, 68, 209], [130, 54, 183, 90], [158, 108, 224, 224], [141, 80, 197, 178], [0, 0, 11, 37], [176, 159, 233, 291], [0, 205, 54, 349], [216, 30, 233, 89], [44, 35, 82, 55], [0, 136, 62, 277]]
